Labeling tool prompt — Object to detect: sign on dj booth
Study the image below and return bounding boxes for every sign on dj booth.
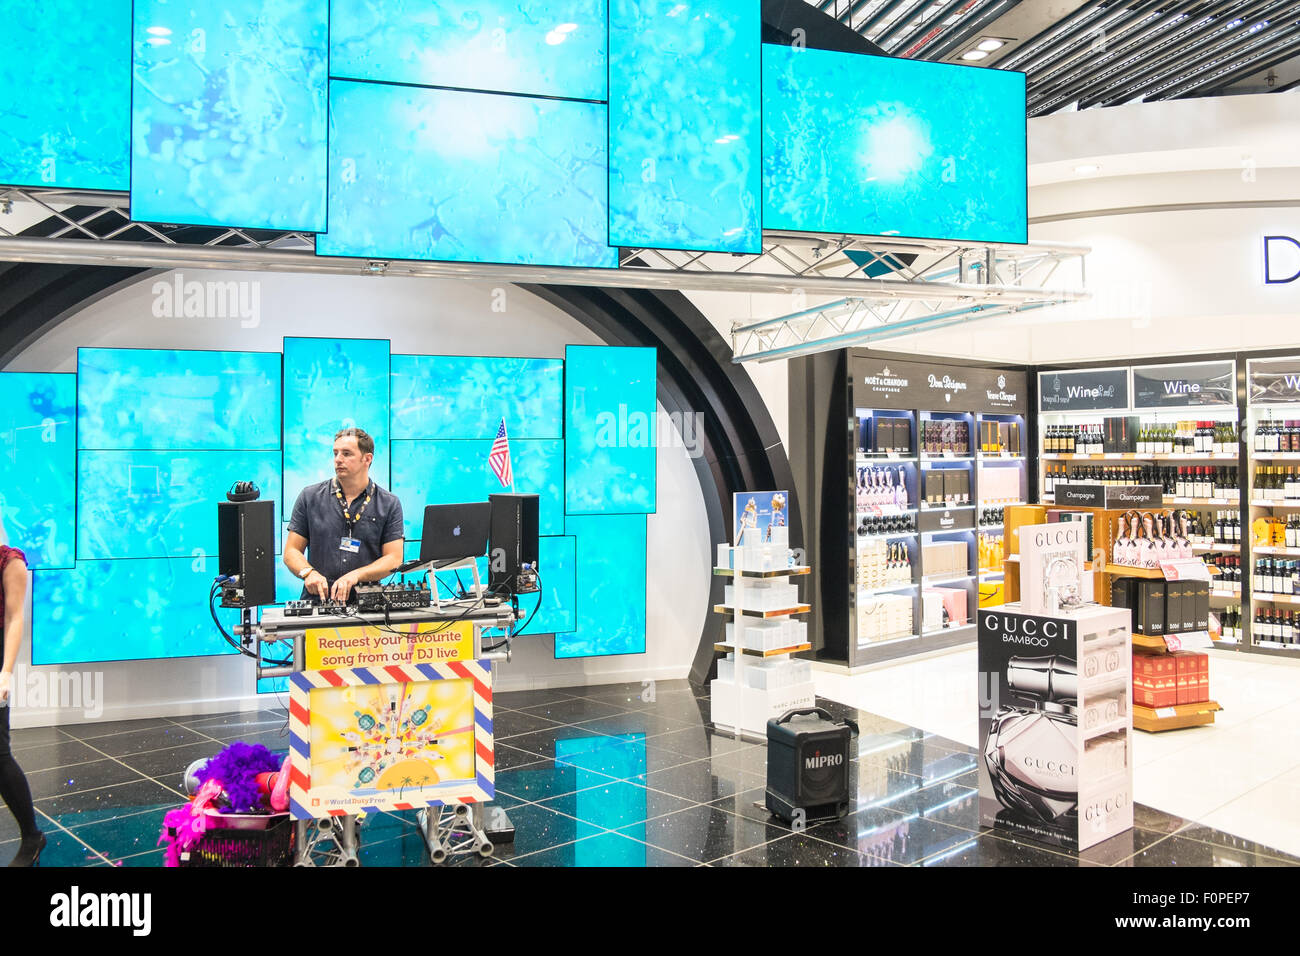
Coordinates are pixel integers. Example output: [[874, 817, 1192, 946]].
[[288, 659, 494, 820]]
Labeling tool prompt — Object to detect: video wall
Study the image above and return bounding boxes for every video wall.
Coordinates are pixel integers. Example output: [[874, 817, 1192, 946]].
[[0, 2, 1027, 255], [1, 342, 655, 668]]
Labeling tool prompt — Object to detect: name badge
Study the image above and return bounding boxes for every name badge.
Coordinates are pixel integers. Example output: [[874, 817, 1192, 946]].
[[340, 537, 361, 554]]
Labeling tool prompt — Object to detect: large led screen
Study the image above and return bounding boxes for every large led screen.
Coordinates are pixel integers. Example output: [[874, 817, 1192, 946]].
[[77, 348, 281, 451], [330, 0, 607, 101], [390, 355, 563, 440], [390, 439, 564, 539], [282, 337, 390, 511], [318, 80, 617, 268], [565, 345, 656, 515], [556, 513, 646, 658], [32, 556, 240, 665], [761, 45, 1027, 244], [0, 373, 76, 569], [131, 0, 328, 231], [609, 0, 760, 254], [78, 450, 281, 560], [0, 0, 130, 190]]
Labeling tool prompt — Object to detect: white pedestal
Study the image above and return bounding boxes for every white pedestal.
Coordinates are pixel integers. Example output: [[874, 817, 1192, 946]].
[[711, 678, 816, 739]]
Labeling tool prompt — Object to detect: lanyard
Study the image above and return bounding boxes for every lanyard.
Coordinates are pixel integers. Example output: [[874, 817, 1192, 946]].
[[333, 479, 373, 535]]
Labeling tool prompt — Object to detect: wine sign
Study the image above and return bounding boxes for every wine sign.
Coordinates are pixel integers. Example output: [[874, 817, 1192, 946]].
[[1132, 361, 1235, 409], [1038, 368, 1129, 412], [1248, 357, 1300, 406]]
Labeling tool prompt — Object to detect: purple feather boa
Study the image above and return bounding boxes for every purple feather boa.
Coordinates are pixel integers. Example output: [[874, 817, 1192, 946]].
[[195, 742, 283, 813]]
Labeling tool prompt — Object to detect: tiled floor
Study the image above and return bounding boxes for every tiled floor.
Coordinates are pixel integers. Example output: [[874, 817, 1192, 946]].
[[1, 679, 1296, 867], [814, 646, 1300, 859]]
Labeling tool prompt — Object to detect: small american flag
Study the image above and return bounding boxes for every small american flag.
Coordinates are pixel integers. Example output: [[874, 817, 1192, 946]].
[[489, 417, 513, 488]]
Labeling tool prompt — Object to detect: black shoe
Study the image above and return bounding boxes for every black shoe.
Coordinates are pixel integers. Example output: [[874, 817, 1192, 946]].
[[8, 832, 46, 867]]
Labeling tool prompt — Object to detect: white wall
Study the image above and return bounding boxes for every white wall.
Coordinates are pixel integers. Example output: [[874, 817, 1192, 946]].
[[4, 269, 711, 726]]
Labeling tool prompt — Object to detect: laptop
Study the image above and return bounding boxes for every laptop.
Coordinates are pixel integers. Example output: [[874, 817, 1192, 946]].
[[403, 502, 492, 571]]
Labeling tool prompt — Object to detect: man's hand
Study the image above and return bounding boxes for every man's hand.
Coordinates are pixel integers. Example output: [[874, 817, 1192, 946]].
[[304, 570, 329, 601], [0, 670, 11, 705], [331, 570, 362, 603]]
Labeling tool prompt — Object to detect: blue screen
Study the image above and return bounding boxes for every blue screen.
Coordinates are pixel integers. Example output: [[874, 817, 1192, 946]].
[[761, 45, 1027, 244], [330, 0, 607, 101], [556, 513, 646, 658], [565, 345, 656, 515], [77, 348, 281, 451], [31, 556, 240, 665], [282, 337, 390, 511], [0, 0, 130, 190], [520, 535, 576, 635], [78, 450, 281, 560], [130, 0, 328, 230], [390, 439, 564, 539], [0, 373, 76, 569], [318, 80, 617, 268], [390, 355, 563, 440], [609, 0, 760, 254]]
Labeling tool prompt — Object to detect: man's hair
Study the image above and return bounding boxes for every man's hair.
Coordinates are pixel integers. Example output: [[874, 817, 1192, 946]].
[[334, 427, 375, 458]]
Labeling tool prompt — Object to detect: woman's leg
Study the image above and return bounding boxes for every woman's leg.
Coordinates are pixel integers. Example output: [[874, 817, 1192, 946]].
[[0, 703, 39, 838]]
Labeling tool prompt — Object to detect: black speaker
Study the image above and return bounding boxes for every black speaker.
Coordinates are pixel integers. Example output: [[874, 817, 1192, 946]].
[[488, 493, 539, 593], [766, 708, 854, 823], [217, 500, 276, 607]]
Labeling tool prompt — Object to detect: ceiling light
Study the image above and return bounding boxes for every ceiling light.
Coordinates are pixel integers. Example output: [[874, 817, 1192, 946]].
[[146, 26, 172, 36], [1074, 163, 1100, 175], [556, 22, 578, 33], [961, 49, 989, 60], [977, 38, 1005, 51], [545, 29, 566, 45]]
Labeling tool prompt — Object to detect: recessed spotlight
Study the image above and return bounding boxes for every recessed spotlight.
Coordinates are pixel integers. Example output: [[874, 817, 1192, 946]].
[[1074, 163, 1100, 175], [556, 22, 578, 33], [146, 26, 172, 36], [545, 29, 566, 45], [977, 38, 1005, 52], [961, 49, 989, 61]]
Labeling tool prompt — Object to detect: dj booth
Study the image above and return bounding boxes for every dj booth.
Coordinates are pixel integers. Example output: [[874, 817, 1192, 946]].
[[220, 493, 538, 866]]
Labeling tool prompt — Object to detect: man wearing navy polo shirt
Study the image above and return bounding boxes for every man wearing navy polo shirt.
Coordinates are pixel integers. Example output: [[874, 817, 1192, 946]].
[[284, 427, 404, 602]]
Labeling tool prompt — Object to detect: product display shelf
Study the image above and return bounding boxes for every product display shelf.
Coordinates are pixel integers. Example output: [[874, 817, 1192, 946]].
[[711, 535, 816, 740], [1245, 373, 1300, 653], [1043, 453, 1237, 461], [1132, 701, 1223, 733]]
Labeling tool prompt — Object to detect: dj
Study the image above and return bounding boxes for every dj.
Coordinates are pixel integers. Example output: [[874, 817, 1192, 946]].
[[284, 427, 404, 602]]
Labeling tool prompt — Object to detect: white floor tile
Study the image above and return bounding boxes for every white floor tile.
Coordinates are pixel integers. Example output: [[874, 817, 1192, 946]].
[[815, 644, 1300, 859]]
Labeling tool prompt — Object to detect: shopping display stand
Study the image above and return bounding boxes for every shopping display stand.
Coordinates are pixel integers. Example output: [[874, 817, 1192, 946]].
[[978, 603, 1134, 853], [1001, 496, 1222, 734], [711, 520, 815, 740]]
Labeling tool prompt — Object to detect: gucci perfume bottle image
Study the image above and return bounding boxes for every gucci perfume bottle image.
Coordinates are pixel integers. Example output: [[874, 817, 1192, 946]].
[[983, 654, 1079, 826]]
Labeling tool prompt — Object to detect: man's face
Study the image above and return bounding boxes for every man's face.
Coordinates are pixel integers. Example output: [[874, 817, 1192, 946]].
[[333, 436, 372, 482]]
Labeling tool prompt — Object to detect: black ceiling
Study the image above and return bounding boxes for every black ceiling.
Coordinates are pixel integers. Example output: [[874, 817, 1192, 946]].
[[804, 0, 1300, 114]]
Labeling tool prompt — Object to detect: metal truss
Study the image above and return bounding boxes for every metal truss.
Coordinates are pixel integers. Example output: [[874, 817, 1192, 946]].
[[0, 187, 1088, 352], [727, 234, 1088, 362]]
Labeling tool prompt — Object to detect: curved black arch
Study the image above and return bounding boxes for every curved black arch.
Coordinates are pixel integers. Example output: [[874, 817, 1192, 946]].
[[0, 250, 794, 684]]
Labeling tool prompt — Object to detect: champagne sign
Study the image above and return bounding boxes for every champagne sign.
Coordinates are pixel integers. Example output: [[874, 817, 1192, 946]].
[[1132, 361, 1235, 409]]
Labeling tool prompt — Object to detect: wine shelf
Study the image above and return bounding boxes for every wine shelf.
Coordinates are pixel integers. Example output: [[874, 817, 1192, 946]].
[[1251, 592, 1300, 604], [1256, 546, 1300, 556], [1250, 499, 1300, 508], [1041, 453, 1238, 461]]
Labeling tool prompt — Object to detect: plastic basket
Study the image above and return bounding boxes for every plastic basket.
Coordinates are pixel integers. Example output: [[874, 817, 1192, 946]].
[[178, 812, 294, 867]]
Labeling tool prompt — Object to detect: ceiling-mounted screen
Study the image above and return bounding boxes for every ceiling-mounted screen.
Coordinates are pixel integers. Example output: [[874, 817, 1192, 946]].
[[0, 0, 130, 190], [608, 0, 760, 254], [761, 44, 1027, 245], [131, 0, 328, 231], [330, 0, 607, 101], [318, 80, 617, 268]]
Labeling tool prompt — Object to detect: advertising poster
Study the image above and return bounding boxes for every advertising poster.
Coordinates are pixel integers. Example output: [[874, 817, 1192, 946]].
[[733, 490, 789, 545], [305, 621, 474, 670], [289, 661, 495, 819]]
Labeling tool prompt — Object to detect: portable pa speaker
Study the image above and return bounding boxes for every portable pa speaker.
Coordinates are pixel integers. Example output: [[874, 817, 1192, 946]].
[[217, 499, 276, 607], [489, 493, 539, 593], [766, 707, 855, 823]]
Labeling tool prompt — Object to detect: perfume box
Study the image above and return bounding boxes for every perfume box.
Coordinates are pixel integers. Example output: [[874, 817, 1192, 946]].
[[935, 585, 968, 626], [1018, 522, 1087, 615]]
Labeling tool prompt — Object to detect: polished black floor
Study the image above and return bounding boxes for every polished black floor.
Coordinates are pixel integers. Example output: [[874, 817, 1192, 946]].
[[2, 681, 1297, 867]]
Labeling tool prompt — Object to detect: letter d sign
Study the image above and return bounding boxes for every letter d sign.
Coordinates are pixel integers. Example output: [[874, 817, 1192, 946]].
[[1264, 235, 1300, 284]]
